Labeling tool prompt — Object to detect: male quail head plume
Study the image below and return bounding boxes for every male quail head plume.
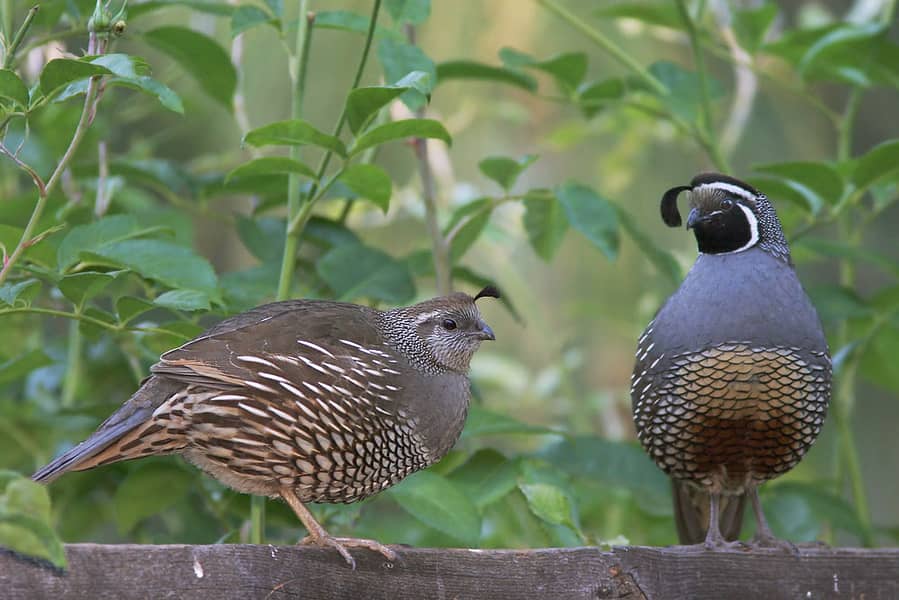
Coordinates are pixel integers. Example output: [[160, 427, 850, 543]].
[[33, 287, 500, 567], [631, 173, 831, 548]]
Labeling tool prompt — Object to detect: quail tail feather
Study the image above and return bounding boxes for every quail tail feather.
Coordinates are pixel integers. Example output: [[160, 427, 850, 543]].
[[672, 480, 745, 544], [32, 377, 184, 483]]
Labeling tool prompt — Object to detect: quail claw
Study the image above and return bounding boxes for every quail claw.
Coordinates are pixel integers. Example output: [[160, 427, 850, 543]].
[[299, 534, 397, 569]]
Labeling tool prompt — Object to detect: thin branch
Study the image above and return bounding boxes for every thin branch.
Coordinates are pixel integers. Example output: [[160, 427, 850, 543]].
[[2, 4, 38, 69], [0, 140, 45, 195], [535, 0, 667, 96], [0, 306, 185, 337], [715, 9, 757, 157]]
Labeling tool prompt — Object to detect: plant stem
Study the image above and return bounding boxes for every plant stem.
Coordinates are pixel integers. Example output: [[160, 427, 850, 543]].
[[536, 0, 667, 96], [674, 0, 730, 173], [276, 4, 314, 302], [2, 5, 38, 69], [406, 24, 451, 295], [0, 44, 104, 286], [286, 0, 381, 238], [831, 86, 873, 546], [61, 319, 81, 408]]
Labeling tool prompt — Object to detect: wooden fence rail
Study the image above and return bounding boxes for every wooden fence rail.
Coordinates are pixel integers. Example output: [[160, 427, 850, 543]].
[[2, 544, 898, 599]]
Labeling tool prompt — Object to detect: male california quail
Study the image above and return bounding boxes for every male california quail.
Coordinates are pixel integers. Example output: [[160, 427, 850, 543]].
[[34, 287, 499, 566], [631, 173, 831, 548]]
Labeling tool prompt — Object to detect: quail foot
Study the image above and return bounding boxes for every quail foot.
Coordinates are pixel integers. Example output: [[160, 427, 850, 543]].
[[631, 174, 830, 550], [34, 287, 500, 567]]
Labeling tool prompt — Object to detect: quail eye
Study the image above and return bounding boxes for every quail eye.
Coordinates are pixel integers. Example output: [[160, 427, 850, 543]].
[[721, 198, 735, 209], [442, 319, 457, 331]]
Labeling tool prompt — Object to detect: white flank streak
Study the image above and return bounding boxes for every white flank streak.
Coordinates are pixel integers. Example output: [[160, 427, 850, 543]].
[[295, 400, 317, 420], [280, 381, 307, 399], [212, 394, 248, 402], [297, 340, 335, 357], [237, 355, 278, 369], [258, 371, 291, 385], [299, 355, 330, 375], [343, 376, 365, 389], [244, 380, 277, 394], [382, 368, 401, 375], [238, 402, 269, 418], [375, 406, 391, 416], [269, 406, 294, 422], [328, 399, 348, 415], [233, 437, 265, 446], [368, 382, 384, 391], [302, 381, 322, 395], [333, 385, 352, 396], [315, 398, 330, 412], [364, 368, 383, 377], [323, 362, 345, 374], [339, 339, 363, 350], [318, 382, 336, 394]]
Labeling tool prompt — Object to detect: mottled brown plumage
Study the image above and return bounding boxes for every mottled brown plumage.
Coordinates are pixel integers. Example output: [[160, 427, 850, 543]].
[[34, 288, 499, 567], [632, 174, 831, 548]]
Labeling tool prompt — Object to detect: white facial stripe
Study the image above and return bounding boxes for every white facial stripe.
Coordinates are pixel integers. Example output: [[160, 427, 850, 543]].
[[730, 203, 759, 253], [693, 181, 757, 203]]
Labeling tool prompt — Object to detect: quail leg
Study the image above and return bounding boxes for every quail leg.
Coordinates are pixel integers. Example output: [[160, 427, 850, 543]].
[[280, 488, 397, 569], [748, 487, 798, 553], [703, 492, 745, 550]]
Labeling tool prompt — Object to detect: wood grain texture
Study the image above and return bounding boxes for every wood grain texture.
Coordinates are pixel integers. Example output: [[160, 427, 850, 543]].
[[2, 544, 898, 600]]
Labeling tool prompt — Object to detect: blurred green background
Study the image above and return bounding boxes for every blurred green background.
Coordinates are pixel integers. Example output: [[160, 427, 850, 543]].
[[0, 0, 897, 565]]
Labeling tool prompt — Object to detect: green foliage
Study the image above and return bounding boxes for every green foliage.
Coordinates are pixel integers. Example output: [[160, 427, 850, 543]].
[[0, 0, 895, 560]]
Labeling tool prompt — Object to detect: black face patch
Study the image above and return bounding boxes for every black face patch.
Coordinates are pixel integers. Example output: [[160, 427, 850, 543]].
[[689, 201, 754, 254]]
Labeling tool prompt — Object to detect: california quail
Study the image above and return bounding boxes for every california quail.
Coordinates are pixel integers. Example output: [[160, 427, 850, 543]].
[[34, 287, 499, 566], [631, 173, 831, 548]]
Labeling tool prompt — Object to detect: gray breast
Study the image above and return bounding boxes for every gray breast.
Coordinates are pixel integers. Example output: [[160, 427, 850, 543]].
[[649, 248, 827, 353]]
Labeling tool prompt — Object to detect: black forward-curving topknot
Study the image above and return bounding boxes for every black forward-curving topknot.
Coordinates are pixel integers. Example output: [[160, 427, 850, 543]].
[[474, 285, 501, 302], [660, 185, 692, 228]]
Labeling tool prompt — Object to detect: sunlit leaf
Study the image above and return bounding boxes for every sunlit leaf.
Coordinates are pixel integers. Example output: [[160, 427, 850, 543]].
[[384, 0, 430, 25], [231, 5, 278, 37], [338, 164, 392, 213], [227, 157, 316, 182], [317, 243, 415, 303], [350, 119, 450, 156], [478, 154, 537, 192], [345, 71, 431, 134], [557, 182, 619, 259], [436, 60, 536, 91], [445, 198, 492, 262], [244, 119, 347, 157], [39, 59, 111, 99], [377, 38, 436, 110], [450, 449, 520, 510], [851, 139, 899, 191], [754, 161, 845, 212], [0, 69, 29, 108], [523, 188, 568, 261], [58, 272, 115, 306], [142, 26, 237, 107], [155, 289, 211, 311], [389, 471, 481, 546]]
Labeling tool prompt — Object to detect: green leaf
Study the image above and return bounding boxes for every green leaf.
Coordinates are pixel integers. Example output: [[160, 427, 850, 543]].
[[556, 182, 619, 260], [337, 164, 392, 213], [0, 69, 29, 108], [462, 406, 556, 438], [104, 75, 185, 114], [860, 321, 899, 394], [754, 161, 844, 213], [435, 60, 537, 92], [345, 71, 431, 134], [766, 482, 865, 538], [2, 477, 52, 524], [648, 61, 723, 122], [0, 279, 41, 307], [450, 449, 520, 510], [377, 38, 436, 110], [314, 10, 404, 41], [807, 285, 870, 323], [595, 4, 681, 29], [732, 4, 779, 55], [39, 58, 112, 99], [445, 198, 492, 262], [0, 513, 67, 569], [317, 243, 415, 304], [0, 225, 57, 269], [235, 216, 286, 263], [523, 189, 568, 261], [350, 119, 451, 156], [57, 215, 164, 272], [577, 78, 627, 118], [617, 208, 682, 285], [154, 289, 211, 312], [142, 26, 237, 107], [851, 139, 899, 191], [0, 350, 53, 385], [798, 23, 886, 86], [244, 119, 347, 157], [227, 157, 316, 182], [113, 463, 195, 533], [231, 5, 278, 37], [518, 482, 578, 530], [86, 239, 219, 297], [385, 0, 430, 24], [389, 471, 481, 546], [478, 155, 537, 192], [533, 52, 588, 96], [129, 1, 235, 18], [265, 0, 283, 16], [116, 296, 155, 324], [78, 307, 118, 341], [58, 272, 115, 306]]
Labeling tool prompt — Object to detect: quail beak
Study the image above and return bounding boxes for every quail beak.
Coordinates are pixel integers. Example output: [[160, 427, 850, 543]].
[[686, 207, 702, 230], [475, 322, 496, 341]]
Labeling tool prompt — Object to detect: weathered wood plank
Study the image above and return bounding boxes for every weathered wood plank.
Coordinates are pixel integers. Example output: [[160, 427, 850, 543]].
[[1, 544, 897, 600]]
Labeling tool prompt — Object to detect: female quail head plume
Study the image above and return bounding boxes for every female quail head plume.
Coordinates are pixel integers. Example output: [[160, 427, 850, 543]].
[[633, 173, 831, 549], [33, 286, 500, 567]]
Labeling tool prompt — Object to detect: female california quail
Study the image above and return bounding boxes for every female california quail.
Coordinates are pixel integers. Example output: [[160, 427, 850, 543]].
[[631, 174, 831, 548], [34, 287, 499, 566]]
